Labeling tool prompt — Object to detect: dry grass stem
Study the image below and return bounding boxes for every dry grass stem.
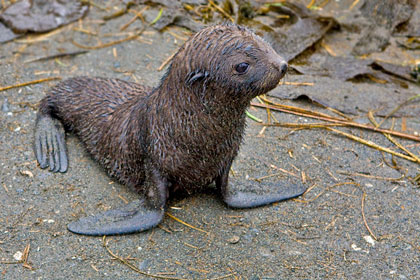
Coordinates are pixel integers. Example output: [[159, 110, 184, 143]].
[[80, 0, 107, 11], [24, 50, 88, 64], [362, 193, 378, 240], [120, 6, 149, 31], [366, 74, 387, 84], [0, 77, 61, 92], [330, 190, 358, 198], [301, 171, 307, 183], [282, 81, 315, 86], [72, 27, 98, 35], [208, 0, 234, 22], [158, 224, 172, 233], [208, 273, 236, 280], [103, 237, 234, 280], [158, 52, 176, 71], [327, 127, 417, 163], [307, 0, 316, 9], [117, 194, 129, 204], [297, 180, 378, 241], [183, 242, 199, 249], [259, 96, 343, 120], [350, 0, 361, 10], [324, 106, 352, 120], [376, 94, 420, 128], [270, 165, 299, 177], [337, 171, 405, 182], [301, 183, 318, 197], [397, 236, 420, 252], [321, 41, 337, 56], [251, 102, 420, 142], [72, 26, 147, 50], [253, 172, 283, 182], [0, 243, 33, 269], [90, 263, 99, 272], [262, 122, 346, 129], [22, 243, 32, 269], [368, 112, 420, 163], [166, 30, 189, 41], [296, 182, 358, 203], [16, 26, 67, 43], [166, 213, 209, 234], [102, 236, 187, 280]]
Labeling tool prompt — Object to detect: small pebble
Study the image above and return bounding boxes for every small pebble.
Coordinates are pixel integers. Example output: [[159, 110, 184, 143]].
[[351, 244, 361, 251], [227, 235, 240, 244], [21, 170, 34, 178], [139, 259, 150, 270], [13, 251, 23, 261], [1, 98, 10, 112], [363, 235, 375, 246]]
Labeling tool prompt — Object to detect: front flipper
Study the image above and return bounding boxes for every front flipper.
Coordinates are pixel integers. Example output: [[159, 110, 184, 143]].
[[67, 199, 164, 235], [216, 163, 307, 208], [34, 114, 68, 173]]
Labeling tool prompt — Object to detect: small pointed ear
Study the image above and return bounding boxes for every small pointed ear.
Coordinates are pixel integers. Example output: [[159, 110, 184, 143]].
[[185, 70, 208, 86]]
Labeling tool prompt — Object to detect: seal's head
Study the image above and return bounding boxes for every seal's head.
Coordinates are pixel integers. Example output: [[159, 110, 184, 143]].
[[165, 24, 287, 105]]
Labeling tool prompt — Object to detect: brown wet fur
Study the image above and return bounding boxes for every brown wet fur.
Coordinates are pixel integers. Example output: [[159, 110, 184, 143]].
[[36, 24, 287, 197]]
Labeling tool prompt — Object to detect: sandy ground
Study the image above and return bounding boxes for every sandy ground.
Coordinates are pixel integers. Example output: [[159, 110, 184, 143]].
[[1, 2, 419, 280]]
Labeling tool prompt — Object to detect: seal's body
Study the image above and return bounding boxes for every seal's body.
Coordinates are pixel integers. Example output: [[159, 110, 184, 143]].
[[34, 24, 305, 235]]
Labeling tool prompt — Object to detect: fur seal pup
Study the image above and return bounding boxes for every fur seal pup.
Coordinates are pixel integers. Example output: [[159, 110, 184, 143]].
[[34, 24, 306, 235]]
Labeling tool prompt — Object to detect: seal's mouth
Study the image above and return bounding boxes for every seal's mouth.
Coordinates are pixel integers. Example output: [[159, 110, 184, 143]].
[[255, 59, 288, 96], [272, 58, 288, 82]]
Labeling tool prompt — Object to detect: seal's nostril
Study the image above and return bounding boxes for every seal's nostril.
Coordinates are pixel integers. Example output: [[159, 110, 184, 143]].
[[280, 62, 288, 75]]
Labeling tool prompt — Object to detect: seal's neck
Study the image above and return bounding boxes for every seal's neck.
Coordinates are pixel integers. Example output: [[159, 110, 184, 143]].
[[156, 69, 251, 122]]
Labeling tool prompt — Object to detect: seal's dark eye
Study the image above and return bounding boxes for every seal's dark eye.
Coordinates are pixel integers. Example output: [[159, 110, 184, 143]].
[[235, 62, 249, 74]]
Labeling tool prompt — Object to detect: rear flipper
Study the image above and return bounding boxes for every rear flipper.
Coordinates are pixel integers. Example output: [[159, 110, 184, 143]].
[[223, 178, 306, 208], [67, 199, 164, 235], [34, 114, 68, 173], [216, 163, 307, 208], [68, 167, 168, 236]]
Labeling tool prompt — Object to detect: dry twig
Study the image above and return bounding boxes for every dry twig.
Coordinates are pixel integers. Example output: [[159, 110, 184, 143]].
[[103, 236, 186, 280], [166, 213, 209, 234], [362, 193, 377, 240], [208, 0, 234, 22], [251, 102, 420, 142], [327, 127, 417, 163], [72, 25, 147, 50], [158, 52, 176, 71], [337, 171, 405, 182], [103, 237, 234, 279], [368, 112, 420, 163], [0, 77, 61, 92]]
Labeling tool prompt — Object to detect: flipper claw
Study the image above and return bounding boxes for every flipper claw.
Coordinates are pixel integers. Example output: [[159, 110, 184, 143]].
[[34, 115, 68, 173], [35, 131, 48, 169]]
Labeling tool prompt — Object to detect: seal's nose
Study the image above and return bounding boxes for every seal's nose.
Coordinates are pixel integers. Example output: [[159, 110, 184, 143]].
[[280, 62, 288, 76], [271, 56, 288, 78]]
